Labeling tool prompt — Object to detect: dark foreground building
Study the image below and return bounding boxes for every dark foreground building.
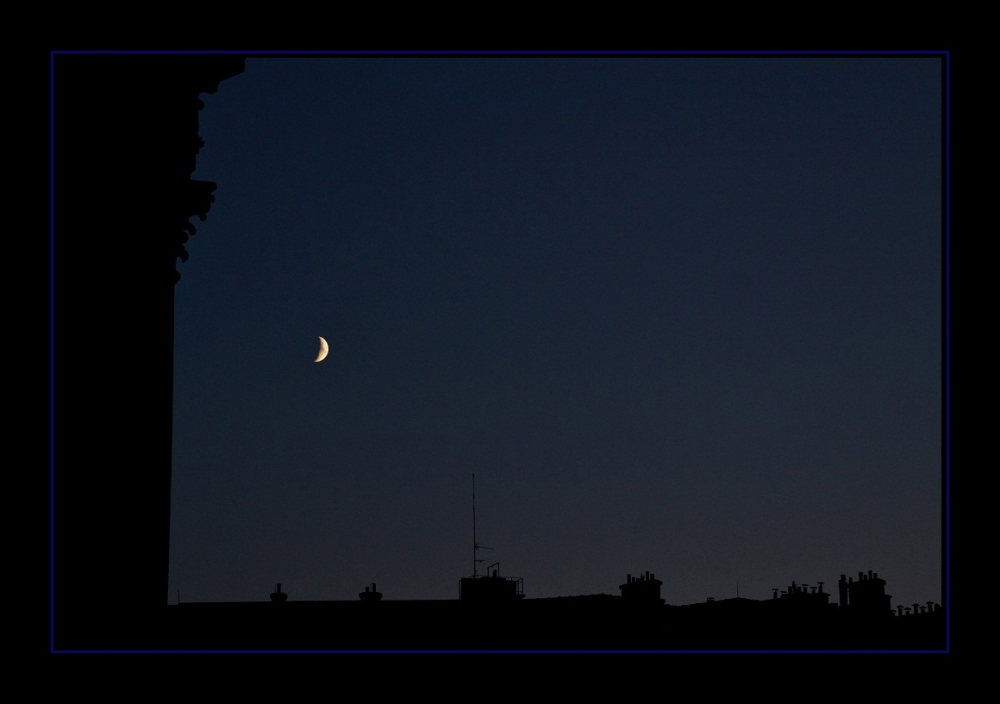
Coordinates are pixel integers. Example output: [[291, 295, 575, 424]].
[[54, 53, 246, 651]]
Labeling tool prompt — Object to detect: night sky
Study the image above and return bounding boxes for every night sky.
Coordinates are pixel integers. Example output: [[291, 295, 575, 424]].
[[168, 56, 942, 609]]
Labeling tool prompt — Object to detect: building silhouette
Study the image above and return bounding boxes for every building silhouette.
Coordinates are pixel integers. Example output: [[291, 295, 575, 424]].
[[839, 571, 892, 618], [460, 563, 525, 602], [54, 53, 245, 651], [165, 566, 942, 650]]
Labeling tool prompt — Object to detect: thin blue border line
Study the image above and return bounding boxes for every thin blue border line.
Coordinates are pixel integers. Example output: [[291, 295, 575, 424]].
[[48, 49, 948, 57], [48, 49, 950, 655], [52, 647, 948, 655], [943, 50, 951, 654], [50, 50, 57, 654]]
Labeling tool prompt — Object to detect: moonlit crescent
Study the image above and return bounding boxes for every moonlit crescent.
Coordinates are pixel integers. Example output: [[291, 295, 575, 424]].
[[314, 336, 329, 363]]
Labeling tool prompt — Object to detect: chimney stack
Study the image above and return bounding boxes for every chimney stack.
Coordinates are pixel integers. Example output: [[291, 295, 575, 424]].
[[270, 583, 288, 603]]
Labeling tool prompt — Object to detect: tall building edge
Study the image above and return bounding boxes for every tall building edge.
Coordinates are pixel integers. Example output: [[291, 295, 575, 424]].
[[52, 54, 245, 649]]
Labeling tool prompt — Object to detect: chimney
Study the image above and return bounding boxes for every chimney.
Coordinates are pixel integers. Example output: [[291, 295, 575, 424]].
[[859, 571, 864, 582], [270, 583, 288, 603], [627, 573, 632, 583], [868, 570, 873, 580]]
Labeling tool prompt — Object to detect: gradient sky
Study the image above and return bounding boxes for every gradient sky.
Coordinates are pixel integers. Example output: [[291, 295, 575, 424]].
[[168, 56, 943, 609]]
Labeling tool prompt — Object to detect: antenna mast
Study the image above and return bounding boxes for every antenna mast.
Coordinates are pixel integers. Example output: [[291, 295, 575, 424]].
[[473, 473, 477, 578], [471, 472, 492, 577]]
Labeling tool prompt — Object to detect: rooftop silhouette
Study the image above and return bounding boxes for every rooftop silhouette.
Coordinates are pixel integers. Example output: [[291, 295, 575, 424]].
[[165, 565, 943, 650]]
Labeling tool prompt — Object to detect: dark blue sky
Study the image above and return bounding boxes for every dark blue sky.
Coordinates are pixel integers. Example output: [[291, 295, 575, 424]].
[[168, 56, 942, 608]]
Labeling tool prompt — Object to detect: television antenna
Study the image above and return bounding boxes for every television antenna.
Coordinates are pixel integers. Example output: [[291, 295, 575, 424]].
[[472, 473, 493, 577]]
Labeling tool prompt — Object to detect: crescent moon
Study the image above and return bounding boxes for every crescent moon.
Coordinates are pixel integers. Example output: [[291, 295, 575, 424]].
[[314, 336, 329, 363]]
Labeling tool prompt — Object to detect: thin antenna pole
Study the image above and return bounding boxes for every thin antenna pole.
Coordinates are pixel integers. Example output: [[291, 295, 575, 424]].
[[472, 473, 477, 578]]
